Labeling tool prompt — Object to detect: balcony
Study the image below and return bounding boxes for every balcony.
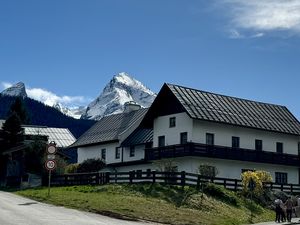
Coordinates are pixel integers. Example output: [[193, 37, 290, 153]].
[[145, 143, 300, 166]]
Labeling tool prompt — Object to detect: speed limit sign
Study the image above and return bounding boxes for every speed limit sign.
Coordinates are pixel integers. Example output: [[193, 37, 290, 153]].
[[45, 160, 56, 171]]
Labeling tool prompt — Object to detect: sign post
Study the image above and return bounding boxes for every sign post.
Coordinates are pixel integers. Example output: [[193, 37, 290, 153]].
[[248, 178, 256, 223], [46, 142, 57, 197]]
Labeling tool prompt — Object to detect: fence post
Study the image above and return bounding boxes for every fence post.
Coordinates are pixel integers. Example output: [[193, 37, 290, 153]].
[[291, 184, 293, 194], [197, 175, 201, 190], [64, 175, 68, 186], [96, 173, 100, 185], [281, 184, 283, 192], [129, 171, 134, 184], [181, 171, 186, 188], [234, 179, 237, 191], [223, 179, 226, 188], [105, 172, 110, 184], [152, 171, 156, 184]]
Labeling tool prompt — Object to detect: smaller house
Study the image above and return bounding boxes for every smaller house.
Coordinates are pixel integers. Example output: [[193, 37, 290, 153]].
[[0, 122, 76, 187]]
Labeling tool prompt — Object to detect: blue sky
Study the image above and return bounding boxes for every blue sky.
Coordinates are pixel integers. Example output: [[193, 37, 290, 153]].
[[1, 0, 300, 119]]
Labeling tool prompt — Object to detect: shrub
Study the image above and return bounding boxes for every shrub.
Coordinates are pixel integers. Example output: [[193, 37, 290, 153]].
[[65, 163, 79, 173], [241, 170, 272, 196], [198, 163, 219, 178], [203, 183, 239, 206], [77, 158, 106, 173]]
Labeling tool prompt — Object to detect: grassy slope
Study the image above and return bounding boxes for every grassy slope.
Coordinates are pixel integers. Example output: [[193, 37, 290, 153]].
[[16, 184, 274, 225]]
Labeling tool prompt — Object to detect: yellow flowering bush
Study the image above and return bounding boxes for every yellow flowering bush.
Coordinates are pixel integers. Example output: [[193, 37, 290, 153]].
[[241, 170, 272, 196]]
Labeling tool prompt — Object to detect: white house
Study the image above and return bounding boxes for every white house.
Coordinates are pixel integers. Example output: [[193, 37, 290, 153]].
[[72, 83, 300, 184]]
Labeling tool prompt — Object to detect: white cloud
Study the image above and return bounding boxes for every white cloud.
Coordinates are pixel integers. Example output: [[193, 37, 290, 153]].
[[1, 81, 90, 107], [220, 0, 300, 37], [26, 88, 88, 107], [229, 29, 244, 39], [1, 82, 13, 90]]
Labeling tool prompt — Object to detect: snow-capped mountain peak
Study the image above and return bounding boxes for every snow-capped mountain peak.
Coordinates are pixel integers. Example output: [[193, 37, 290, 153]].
[[53, 103, 86, 119], [1, 82, 27, 98], [81, 72, 156, 120]]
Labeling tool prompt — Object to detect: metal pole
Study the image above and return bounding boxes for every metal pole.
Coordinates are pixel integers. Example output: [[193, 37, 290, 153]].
[[48, 170, 51, 197]]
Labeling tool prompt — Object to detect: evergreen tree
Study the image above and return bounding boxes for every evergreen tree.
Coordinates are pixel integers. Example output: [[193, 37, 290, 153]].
[[2, 112, 23, 147], [9, 97, 29, 124]]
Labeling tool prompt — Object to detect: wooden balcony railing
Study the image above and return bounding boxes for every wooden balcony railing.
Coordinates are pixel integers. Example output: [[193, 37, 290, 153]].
[[145, 143, 300, 166]]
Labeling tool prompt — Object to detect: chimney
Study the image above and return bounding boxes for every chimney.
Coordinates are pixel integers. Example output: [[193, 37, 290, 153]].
[[124, 101, 141, 113]]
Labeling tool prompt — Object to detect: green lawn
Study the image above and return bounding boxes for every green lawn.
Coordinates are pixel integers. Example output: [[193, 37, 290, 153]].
[[16, 183, 274, 225]]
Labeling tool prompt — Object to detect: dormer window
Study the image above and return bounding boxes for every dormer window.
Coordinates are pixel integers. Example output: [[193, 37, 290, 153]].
[[169, 117, 176, 128]]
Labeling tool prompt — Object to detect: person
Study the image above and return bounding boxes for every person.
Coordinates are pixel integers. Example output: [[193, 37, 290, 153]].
[[285, 196, 293, 222], [275, 198, 283, 223]]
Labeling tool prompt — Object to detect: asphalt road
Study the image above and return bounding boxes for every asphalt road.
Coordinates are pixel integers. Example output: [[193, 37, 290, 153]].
[[0, 191, 158, 225]]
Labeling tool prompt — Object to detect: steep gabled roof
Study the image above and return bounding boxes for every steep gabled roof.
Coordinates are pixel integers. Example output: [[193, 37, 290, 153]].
[[71, 108, 148, 148], [142, 83, 300, 136]]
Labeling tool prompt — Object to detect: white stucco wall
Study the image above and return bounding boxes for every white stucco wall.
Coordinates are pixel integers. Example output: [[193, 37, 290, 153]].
[[193, 120, 300, 154], [77, 142, 120, 164], [153, 112, 299, 154], [114, 157, 299, 184], [78, 143, 146, 164], [123, 145, 145, 162], [153, 112, 193, 147]]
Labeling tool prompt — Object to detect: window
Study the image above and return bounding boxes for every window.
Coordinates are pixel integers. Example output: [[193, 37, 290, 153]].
[[129, 146, 135, 157], [232, 136, 240, 148], [101, 148, 106, 160], [255, 139, 263, 151], [115, 147, 121, 159], [180, 132, 188, 144], [275, 172, 288, 184], [158, 135, 165, 147], [276, 142, 283, 153], [206, 133, 214, 146], [169, 117, 176, 128]]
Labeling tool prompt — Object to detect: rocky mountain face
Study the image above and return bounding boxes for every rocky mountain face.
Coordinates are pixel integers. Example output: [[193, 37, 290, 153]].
[[81, 72, 156, 120], [1, 72, 156, 120], [1, 82, 27, 98], [53, 103, 86, 120]]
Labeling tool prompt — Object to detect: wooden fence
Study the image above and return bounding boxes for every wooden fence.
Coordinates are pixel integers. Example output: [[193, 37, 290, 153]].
[[51, 171, 300, 194]]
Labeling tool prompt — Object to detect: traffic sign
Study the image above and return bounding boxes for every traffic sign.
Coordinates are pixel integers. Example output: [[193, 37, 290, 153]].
[[47, 142, 57, 154], [45, 160, 56, 170], [47, 154, 56, 160]]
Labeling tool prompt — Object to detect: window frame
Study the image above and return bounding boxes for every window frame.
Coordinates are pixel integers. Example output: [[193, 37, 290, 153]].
[[255, 139, 263, 151], [115, 147, 121, 159], [232, 136, 240, 148], [180, 132, 188, 145], [158, 135, 165, 147], [101, 148, 106, 161], [275, 172, 288, 184], [206, 133, 214, 146], [276, 142, 283, 154], [129, 146, 135, 157], [169, 117, 176, 128]]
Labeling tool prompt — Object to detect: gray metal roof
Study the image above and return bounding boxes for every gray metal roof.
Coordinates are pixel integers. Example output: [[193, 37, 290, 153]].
[[71, 108, 148, 147], [167, 83, 300, 135], [23, 126, 76, 148], [121, 128, 153, 147]]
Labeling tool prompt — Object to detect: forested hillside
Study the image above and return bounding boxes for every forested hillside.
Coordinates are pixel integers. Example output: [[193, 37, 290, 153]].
[[0, 95, 95, 138]]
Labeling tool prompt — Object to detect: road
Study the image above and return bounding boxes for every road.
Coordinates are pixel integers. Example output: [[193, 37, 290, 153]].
[[0, 191, 158, 225]]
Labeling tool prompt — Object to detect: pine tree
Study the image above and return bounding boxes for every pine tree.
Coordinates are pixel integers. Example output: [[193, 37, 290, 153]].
[[2, 112, 23, 147], [9, 97, 29, 124]]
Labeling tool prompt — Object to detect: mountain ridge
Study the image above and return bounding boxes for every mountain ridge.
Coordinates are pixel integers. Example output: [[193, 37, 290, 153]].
[[0, 72, 156, 120]]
